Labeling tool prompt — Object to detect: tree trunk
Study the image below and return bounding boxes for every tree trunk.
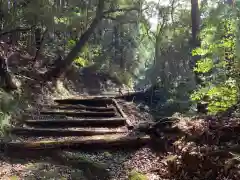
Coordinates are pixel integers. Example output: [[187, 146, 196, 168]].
[[191, 0, 201, 84], [33, 28, 48, 63], [43, 0, 105, 80], [191, 0, 200, 49]]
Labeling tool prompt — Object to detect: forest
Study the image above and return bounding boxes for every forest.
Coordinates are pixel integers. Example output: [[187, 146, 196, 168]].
[[0, 0, 240, 180]]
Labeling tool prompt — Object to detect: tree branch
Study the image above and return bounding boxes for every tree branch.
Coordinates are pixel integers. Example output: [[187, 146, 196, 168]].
[[103, 7, 140, 15], [44, 1, 145, 80]]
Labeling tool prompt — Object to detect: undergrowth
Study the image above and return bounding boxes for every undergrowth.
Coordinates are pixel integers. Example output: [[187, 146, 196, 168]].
[[0, 89, 20, 136]]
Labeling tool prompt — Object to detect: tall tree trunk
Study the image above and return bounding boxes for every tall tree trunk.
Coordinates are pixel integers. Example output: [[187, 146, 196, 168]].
[[113, 25, 119, 63], [119, 26, 125, 71], [33, 28, 48, 64], [191, 0, 200, 48], [43, 0, 105, 80], [190, 0, 201, 83]]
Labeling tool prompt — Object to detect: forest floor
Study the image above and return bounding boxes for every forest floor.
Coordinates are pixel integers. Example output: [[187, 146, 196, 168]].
[[1, 93, 240, 180], [0, 46, 240, 179]]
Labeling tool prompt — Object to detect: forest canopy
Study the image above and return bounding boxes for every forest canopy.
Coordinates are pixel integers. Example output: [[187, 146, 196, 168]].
[[0, 0, 239, 115]]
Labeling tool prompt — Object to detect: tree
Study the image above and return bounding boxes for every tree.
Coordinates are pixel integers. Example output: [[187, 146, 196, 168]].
[[190, 0, 201, 84], [43, 0, 106, 80], [191, 1, 239, 114], [43, 0, 141, 80]]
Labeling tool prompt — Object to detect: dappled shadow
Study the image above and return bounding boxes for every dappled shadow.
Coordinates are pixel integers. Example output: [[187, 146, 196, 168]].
[[1, 150, 111, 180]]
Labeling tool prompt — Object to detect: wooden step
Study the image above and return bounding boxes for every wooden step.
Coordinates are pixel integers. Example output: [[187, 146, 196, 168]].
[[39, 111, 117, 118], [45, 104, 116, 112], [0, 134, 151, 151], [11, 127, 128, 136], [112, 99, 133, 129], [24, 118, 126, 128], [54, 98, 113, 106]]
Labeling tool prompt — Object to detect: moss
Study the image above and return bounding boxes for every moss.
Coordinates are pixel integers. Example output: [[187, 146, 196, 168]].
[[9, 175, 19, 180], [128, 170, 148, 180], [103, 151, 112, 158]]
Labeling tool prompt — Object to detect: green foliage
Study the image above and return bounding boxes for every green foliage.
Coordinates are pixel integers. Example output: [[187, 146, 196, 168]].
[[67, 40, 76, 49], [194, 58, 214, 73], [74, 57, 89, 67], [5, 0, 240, 117], [191, 4, 239, 114], [191, 80, 238, 113]]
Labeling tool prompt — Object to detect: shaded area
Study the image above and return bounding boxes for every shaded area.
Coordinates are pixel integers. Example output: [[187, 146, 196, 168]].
[[0, 150, 111, 180]]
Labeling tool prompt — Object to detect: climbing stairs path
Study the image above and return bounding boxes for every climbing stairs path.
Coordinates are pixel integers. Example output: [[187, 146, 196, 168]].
[[1, 97, 150, 151]]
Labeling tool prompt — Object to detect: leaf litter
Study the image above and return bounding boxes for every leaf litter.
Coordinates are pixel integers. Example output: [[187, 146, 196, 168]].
[[1, 100, 240, 179]]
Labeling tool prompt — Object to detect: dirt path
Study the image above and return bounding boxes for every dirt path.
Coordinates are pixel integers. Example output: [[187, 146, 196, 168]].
[[1, 98, 240, 180], [0, 98, 158, 180]]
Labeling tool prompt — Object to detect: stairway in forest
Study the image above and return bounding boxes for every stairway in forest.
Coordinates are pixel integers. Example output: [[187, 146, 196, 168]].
[[1, 97, 150, 151]]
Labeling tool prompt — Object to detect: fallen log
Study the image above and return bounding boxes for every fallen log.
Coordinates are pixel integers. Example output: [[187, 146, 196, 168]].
[[0, 135, 151, 150], [134, 117, 181, 134], [45, 104, 116, 112], [54, 98, 113, 106], [11, 127, 128, 136], [112, 99, 133, 129], [24, 118, 126, 128], [114, 91, 145, 101], [39, 111, 117, 118]]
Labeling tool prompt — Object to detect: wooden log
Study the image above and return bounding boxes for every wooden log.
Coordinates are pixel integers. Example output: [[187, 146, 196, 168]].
[[46, 104, 116, 112], [11, 127, 128, 136], [24, 118, 126, 128], [112, 99, 133, 129], [114, 91, 145, 101], [39, 111, 117, 118], [0, 135, 151, 150], [54, 98, 113, 106]]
